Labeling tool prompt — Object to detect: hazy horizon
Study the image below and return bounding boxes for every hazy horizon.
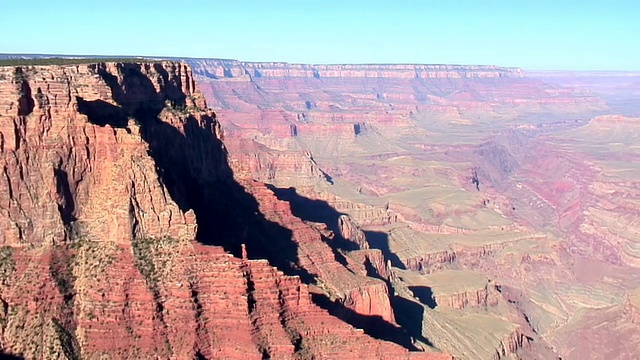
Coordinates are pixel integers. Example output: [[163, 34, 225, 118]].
[[1, 0, 639, 71]]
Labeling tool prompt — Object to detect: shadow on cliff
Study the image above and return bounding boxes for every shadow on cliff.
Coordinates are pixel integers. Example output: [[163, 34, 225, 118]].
[[311, 292, 423, 351], [91, 63, 313, 281], [391, 296, 435, 348], [76, 98, 129, 128], [409, 286, 437, 309], [142, 114, 314, 281], [362, 231, 405, 270], [360, 231, 435, 345], [92, 63, 421, 352], [0, 352, 25, 360], [266, 186, 422, 350], [267, 186, 360, 266]]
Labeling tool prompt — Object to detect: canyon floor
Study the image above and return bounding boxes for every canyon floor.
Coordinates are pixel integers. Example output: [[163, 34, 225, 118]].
[[0, 56, 639, 359]]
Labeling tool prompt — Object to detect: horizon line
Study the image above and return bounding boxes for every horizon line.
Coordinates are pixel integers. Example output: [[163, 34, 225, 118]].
[[1, 53, 639, 72]]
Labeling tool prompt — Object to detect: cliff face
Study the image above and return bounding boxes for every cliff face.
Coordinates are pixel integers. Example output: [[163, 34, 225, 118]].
[[242, 181, 399, 326], [0, 62, 206, 246], [1, 239, 451, 360], [189, 59, 525, 79], [431, 282, 500, 310], [190, 58, 605, 122], [0, 62, 449, 359]]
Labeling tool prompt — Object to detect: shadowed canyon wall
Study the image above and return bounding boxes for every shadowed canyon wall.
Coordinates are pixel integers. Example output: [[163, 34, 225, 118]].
[[0, 62, 451, 360]]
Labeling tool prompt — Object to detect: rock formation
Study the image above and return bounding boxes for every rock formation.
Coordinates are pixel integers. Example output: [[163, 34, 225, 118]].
[[393, 269, 500, 310], [0, 62, 450, 359]]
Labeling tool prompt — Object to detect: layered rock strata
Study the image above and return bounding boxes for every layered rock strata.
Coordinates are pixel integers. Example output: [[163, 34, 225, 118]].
[[0, 62, 449, 359], [189, 60, 524, 79]]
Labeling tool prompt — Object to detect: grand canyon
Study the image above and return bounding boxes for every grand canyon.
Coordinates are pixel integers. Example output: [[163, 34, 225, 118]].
[[0, 55, 638, 359]]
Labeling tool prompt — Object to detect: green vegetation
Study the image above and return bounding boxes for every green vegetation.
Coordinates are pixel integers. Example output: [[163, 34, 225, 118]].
[[0, 299, 9, 329], [283, 319, 314, 360], [167, 95, 200, 115], [0, 246, 15, 285], [52, 317, 80, 360], [71, 236, 119, 275], [131, 236, 178, 340], [0, 57, 162, 67], [164, 338, 173, 356], [132, 236, 179, 290], [132, 237, 159, 289], [49, 246, 75, 299]]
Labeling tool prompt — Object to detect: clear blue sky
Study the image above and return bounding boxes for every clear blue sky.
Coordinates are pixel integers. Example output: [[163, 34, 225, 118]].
[[1, 0, 639, 70]]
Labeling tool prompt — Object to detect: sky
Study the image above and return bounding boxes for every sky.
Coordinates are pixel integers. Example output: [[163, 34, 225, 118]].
[[1, 0, 639, 70]]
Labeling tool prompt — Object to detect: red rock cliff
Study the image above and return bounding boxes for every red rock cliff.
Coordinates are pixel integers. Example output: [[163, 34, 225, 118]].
[[0, 62, 205, 246], [0, 62, 450, 360]]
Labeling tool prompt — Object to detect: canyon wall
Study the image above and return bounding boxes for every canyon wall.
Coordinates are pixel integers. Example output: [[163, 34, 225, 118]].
[[190, 58, 605, 124], [0, 62, 204, 246], [0, 62, 449, 359], [189, 59, 524, 79]]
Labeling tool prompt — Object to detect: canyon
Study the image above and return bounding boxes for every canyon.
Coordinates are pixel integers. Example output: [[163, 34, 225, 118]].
[[0, 61, 450, 359], [188, 58, 640, 359], [0, 55, 639, 359]]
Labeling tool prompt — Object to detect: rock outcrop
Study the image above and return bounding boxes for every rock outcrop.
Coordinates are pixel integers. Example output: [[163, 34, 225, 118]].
[[338, 214, 369, 250], [0, 61, 450, 359], [0, 239, 452, 359], [393, 269, 500, 310]]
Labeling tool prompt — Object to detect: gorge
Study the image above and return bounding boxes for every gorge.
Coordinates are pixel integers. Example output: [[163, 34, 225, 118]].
[[0, 56, 639, 359]]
